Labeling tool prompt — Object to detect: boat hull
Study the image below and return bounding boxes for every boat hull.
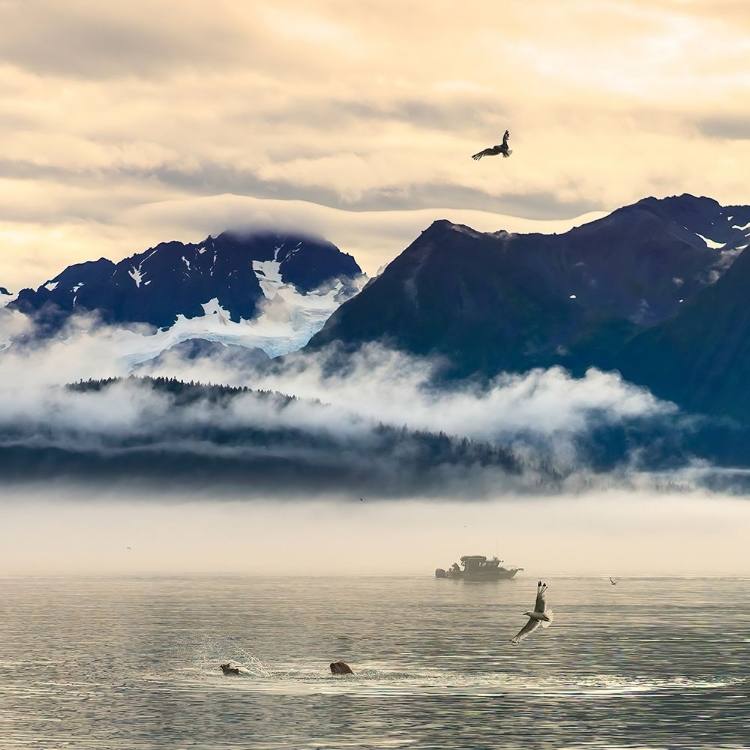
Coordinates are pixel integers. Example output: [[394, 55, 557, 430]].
[[435, 567, 522, 580], [435, 555, 523, 580], [464, 568, 520, 580]]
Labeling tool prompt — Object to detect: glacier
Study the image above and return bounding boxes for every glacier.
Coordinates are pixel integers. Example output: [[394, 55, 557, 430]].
[[102, 269, 364, 370]]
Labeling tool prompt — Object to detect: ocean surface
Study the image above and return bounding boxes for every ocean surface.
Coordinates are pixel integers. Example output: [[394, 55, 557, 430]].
[[0, 575, 748, 749]]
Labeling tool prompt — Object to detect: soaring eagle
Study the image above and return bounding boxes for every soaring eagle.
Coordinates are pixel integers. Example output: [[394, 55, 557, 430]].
[[472, 130, 512, 160]]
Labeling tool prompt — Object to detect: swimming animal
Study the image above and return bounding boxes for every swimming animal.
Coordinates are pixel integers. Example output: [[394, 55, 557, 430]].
[[220, 663, 241, 676], [510, 580, 554, 644], [330, 660, 354, 675]]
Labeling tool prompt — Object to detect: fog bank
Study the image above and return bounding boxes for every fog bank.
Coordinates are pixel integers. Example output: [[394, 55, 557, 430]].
[[2, 488, 748, 576]]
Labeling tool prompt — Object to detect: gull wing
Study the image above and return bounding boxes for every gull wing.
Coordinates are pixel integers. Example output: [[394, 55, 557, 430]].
[[510, 617, 541, 644], [534, 581, 548, 613]]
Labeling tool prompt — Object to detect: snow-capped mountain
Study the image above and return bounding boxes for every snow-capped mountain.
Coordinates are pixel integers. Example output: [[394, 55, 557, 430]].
[[0, 286, 14, 351], [310, 194, 750, 380], [10, 231, 364, 362]]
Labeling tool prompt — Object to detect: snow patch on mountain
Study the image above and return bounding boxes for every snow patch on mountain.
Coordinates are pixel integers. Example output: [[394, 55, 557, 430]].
[[253, 244, 284, 296], [129, 266, 145, 287], [101, 273, 365, 370], [696, 233, 725, 250]]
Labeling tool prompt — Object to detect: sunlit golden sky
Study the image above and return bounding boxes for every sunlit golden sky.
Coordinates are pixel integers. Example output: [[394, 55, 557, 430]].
[[1, 0, 749, 290]]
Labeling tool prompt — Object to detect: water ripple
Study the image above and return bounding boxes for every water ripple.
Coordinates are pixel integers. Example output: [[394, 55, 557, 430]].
[[1, 576, 748, 749]]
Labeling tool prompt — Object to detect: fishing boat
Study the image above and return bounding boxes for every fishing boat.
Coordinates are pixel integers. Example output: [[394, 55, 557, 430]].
[[435, 555, 522, 580]]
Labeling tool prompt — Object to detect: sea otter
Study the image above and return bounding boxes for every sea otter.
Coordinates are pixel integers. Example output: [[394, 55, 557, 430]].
[[329, 660, 354, 675], [220, 663, 241, 676]]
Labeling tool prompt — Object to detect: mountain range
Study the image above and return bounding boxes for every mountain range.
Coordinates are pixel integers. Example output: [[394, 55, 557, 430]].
[[5, 193, 750, 427], [12, 230, 361, 328], [6, 230, 363, 361], [310, 194, 750, 422]]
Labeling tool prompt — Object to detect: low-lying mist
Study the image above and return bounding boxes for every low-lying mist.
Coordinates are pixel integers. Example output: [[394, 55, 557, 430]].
[[2, 309, 750, 496], [2, 309, 750, 576], [2, 487, 749, 576]]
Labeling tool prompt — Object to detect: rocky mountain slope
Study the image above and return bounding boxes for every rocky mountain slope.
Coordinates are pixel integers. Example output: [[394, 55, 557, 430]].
[[617, 222, 750, 421], [309, 195, 750, 387], [9, 231, 363, 360]]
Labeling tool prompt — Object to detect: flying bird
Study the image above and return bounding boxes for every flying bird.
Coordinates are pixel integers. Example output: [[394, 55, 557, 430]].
[[510, 581, 554, 644], [610, 577, 618, 586], [472, 130, 512, 160], [126, 547, 131, 550]]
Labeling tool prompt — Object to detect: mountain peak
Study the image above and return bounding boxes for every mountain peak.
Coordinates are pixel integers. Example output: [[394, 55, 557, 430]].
[[422, 219, 492, 241], [309, 194, 750, 377], [615, 193, 734, 242], [635, 193, 721, 211], [11, 229, 363, 334]]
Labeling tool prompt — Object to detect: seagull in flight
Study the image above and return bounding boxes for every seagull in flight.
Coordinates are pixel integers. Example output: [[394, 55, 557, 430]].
[[510, 581, 554, 644], [610, 577, 618, 586], [472, 130, 512, 160]]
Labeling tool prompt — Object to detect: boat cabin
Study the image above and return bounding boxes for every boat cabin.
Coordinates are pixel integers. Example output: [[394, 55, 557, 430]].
[[460, 555, 501, 573]]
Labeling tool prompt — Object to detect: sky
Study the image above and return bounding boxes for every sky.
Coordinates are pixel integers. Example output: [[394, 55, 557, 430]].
[[2, 0, 750, 291]]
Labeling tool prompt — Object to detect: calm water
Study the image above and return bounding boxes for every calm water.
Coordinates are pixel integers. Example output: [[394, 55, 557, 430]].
[[0, 576, 748, 749]]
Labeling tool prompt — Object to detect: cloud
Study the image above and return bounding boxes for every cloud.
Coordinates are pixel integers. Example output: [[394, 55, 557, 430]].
[[237, 345, 675, 442], [0, 188, 606, 293], [0, 1, 255, 80], [0, 308, 706, 497], [2, 1, 750, 292], [122, 195, 607, 280], [696, 115, 750, 141]]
